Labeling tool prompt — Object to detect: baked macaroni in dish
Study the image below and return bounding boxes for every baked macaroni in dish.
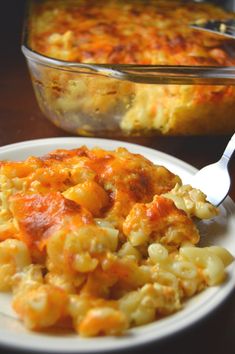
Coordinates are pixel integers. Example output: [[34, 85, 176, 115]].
[[0, 146, 233, 336], [30, 0, 235, 65], [25, 0, 235, 136]]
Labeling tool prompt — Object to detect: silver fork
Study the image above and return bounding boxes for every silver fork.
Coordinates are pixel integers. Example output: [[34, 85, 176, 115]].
[[191, 133, 235, 206]]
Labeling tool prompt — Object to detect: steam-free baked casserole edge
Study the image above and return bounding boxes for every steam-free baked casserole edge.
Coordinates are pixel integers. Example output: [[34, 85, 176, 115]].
[[22, 0, 235, 136]]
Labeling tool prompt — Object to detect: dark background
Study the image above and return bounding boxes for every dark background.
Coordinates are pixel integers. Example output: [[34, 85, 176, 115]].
[[0, 1, 235, 354]]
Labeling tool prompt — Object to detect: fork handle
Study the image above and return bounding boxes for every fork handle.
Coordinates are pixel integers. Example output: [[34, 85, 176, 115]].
[[221, 133, 235, 165]]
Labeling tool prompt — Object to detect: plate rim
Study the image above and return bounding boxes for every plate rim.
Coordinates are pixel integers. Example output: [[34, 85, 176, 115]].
[[0, 136, 197, 172]]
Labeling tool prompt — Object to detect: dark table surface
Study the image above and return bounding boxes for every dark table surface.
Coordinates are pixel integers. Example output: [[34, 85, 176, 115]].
[[0, 1, 235, 354]]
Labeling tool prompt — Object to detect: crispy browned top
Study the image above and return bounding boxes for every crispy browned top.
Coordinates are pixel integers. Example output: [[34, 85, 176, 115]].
[[29, 0, 235, 66], [1, 146, 180, 248]]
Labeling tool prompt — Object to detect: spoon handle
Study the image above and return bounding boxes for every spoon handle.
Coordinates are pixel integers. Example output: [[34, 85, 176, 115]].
[[220, 133, 235, 165]]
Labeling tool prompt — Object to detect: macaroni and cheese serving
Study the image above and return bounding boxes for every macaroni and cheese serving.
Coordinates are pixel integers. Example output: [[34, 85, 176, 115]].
[[24, 0, 235, 136], [0, 146, 233, 336]]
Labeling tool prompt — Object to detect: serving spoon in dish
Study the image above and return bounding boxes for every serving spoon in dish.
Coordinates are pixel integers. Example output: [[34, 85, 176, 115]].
[[190, 133, 235, 206], [190, 19, 235, 39]]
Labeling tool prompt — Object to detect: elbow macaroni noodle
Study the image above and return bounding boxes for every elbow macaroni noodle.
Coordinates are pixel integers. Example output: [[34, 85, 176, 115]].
[[0, 146, 233, 336]]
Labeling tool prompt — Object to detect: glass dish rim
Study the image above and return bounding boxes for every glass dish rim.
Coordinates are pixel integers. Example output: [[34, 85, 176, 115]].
[[22, 45, 235, 85], [22, 0, 235, 85]]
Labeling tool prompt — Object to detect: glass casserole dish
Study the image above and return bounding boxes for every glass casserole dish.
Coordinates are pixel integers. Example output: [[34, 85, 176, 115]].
[[22, 0, 235, 137]]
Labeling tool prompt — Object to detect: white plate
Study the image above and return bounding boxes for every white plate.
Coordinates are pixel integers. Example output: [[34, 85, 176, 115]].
[[0, 137, 234, 353]]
